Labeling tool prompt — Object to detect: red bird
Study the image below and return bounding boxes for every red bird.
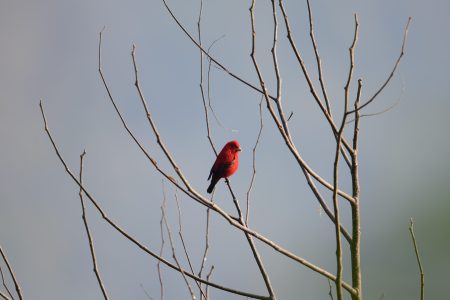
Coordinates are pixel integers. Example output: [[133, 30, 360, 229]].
[[207, 140, 241, 194]]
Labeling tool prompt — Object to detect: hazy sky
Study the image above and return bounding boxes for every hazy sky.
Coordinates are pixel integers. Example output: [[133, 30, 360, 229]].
[[1, 0, 449, 299]]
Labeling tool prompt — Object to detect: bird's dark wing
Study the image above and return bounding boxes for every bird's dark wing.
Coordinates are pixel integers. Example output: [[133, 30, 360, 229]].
[[207, 159, 235, 181]]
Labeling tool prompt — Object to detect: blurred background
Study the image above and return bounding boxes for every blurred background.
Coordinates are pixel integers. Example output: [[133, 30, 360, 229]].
[[1, 0, 449, 299]]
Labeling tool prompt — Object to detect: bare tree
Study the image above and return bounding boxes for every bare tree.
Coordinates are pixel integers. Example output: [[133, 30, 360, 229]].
[[34, 1, 416, 300]]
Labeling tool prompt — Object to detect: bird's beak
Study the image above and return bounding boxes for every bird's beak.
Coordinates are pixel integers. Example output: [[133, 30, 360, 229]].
[[236, 147, 242, 152]]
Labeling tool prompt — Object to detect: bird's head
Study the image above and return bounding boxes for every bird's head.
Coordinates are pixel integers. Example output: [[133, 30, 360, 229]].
[[226, 140, 242, 154]]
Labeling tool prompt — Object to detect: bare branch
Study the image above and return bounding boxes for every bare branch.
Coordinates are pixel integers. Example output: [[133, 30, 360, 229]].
[[161, 0, 277, 101], [78, 151, 109, 300], [306, 0, 332, 116], [98, 30, 199, 205], [270, 0, 291, 142], [349, 17, 412, 113], [349, 79, 363, 300], [307, 0, 352, 169], [224, 177, 276, 299], [332, 14, 359, 300], [278, 0, 354, 162], [409, 218, 425, 300], [131, 44, 212, 206], [0, 246, 23, 300], [249, 2, 356, 205], [250, 0, 352, 245]]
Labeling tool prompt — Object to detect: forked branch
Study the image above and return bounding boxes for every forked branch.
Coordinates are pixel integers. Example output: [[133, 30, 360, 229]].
[[349, 17, 412, 113]]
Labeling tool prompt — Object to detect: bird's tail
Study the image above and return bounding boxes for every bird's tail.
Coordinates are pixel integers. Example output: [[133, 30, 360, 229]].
[[207, 177, 219, 194]]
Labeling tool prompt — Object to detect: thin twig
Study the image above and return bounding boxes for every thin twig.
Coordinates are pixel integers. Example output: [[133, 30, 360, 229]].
[[306, 0, 332, 116], [349, 17, 412, 113], [246, 97, 264, 226], [206, 37, 239, 134], [78, 151, 109, 300], [409, 218, 425, 300], [174, 193, 195, 275], [157, 189, 165, 300], [161, 184, 197, 300], [197, 0, 217, 154], [0, 266, 13, 300], [197, 207, 211, 300], [327, 279, 334, 300], [206, 266, 214, 300], [349, 71, 405, 122], [140, 283, 155, 300], [0, 246, 23, 300]]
